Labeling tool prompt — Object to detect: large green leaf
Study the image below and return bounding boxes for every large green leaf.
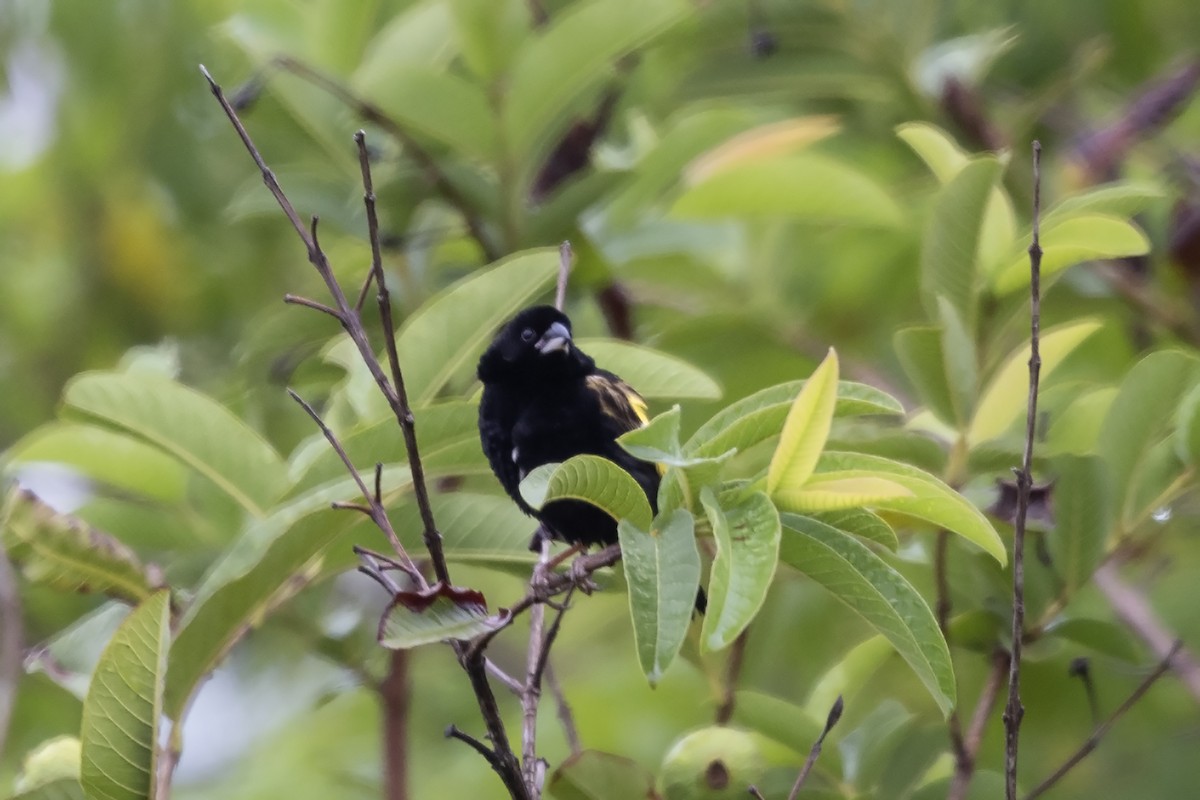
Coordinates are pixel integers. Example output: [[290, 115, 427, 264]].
[[80, 591, 170, 800], [968, 320, 1103, 445], [448, 0, 529, 80], [896, 122, 1016, 274], [503, 0, 687, 173], [816, 452, 1006, 564], [62, 372, 287, 517], [671, 154, 902, 227], [992, 214, 1151, 294], [1043, 182, 1164, 224], [811, 509, 899, 551], [619, 510, 701, 685], [1, 486, 163, 604], [937, 297, 977, 426], [767, 349, 839, 496], [1045, 387, 1117, 455], [358, 68, 497, 161], [1177, 383, 1200, 466], [520, 456, 653, 530], [5, 423, 187, 503], [774, 470, 913, 513], [780, 516, 955, 716], [352, 0, 457, 81], [805, 635, 894, 720], [699, 488, 781, 652], [396, 248, 559, 408], [1100, 350, 1200, 523], [919, 156, 1002, 329], [687, 379, 903, 460], [575, 339, 721, 399], [1049, 456, 1112, 595]]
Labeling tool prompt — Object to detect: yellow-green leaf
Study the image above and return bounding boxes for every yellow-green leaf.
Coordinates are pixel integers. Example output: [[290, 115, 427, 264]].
[[767, 348, 839, 496], [774, 473, 913, 512], [992, 214, 1151, 294]]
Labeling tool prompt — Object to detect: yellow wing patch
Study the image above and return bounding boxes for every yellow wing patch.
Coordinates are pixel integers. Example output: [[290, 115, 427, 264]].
[[586, 373, 664, 476]]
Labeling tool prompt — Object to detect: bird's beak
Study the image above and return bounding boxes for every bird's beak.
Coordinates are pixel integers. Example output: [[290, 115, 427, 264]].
[[535, 321, 572, 355]]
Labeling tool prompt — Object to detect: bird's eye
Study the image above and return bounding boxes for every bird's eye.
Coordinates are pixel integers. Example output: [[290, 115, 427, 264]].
[[521, 328, 536, 342]]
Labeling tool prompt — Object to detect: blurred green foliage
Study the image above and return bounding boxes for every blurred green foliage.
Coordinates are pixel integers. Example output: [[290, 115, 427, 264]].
[[4, 0, 1200, 798]]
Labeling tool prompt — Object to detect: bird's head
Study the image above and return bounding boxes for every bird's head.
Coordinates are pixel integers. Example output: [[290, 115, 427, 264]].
[[477, 305, 593, 383]]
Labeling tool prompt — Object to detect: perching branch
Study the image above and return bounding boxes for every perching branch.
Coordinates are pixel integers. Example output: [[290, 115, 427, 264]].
[[1023, 641, 1183, 799], [201, 66, 528, 800], [1004, 140, 1043, 800]]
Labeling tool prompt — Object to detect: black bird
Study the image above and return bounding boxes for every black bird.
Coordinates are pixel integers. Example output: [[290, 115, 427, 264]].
[[477, 305, 660, 550]]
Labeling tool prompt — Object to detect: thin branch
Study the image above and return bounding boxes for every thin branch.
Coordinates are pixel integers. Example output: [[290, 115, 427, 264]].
[[787, 696, 844, 800], [1023, 641, 1183, 799], [1005, 140, 1043, 800], [287, 389, 420, 580], [522, 542, 553, 797], [381, 650, 411, 800], [268, 56, 499, 261], [555, 241, 573, 311], [0, 545, 24, 763], [715, 628, 749, 726], [949, 650, 1011, 800], [446, 724, 503, 770], [486, 659, 526, 695], [545, 662, 582, 756], [283, 293, 341, 319], [355, 130, 452, 588], [1094, 562, 1200, 704], [532, 586, 575, 689]]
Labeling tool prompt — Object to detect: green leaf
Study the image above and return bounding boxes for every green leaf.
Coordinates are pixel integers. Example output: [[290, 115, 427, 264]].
[[1045, 387, 1117, 456], [894, 327, 958, 426], [671, 154, 902, 227], [1043, 618, 1141, 662], [817, 452, 1007, 564], [992, 214, 1151, 294], [5, 423, 187, 503], [919, 156, 1002, 329], [378, 584, 502, 648], [810, 509, 899, 551], [62, 372, 287, 517], [937, 297, 977, 426], [1, 486, 164, 604], [80, 591, 170, 800], [805, 635, 893, 719], [617, 405, 684, 463], [448, 0, 529, 80], [358, 68, 497, 161], [504, 0, 687, 173], [730, 691, 831, 765], [700, 488, 781, 652], [12, 779, 87, 800], [767, 349, 839, 495], [546, 750, 658, 800], [774, 471, 913, 513], [1049, 456, 1112, 595], [1099, 350, 1200, 522], [687, 379, 903, 460], [969, 320, 1103, 445], [896, 122, 1016, 274], [353, 0, 457, 80], [396, 248, 559, 408], [1043, 182, 1165, 227], [619, 510, 701, 684], [520, 455, 653, 530], [780, 516, 955, 716], [575, 339, 722, 399], [23, 603, 130, 700], [1175, 383, 1200, 466], [685, 116, 841, 183]]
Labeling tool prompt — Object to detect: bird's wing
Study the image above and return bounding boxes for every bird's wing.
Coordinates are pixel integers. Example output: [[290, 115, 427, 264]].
[[585, 371, 649, 434]]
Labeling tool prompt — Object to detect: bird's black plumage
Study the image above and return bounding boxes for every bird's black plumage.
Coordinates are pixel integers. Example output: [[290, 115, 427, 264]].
[[477, 306, 659, 549]]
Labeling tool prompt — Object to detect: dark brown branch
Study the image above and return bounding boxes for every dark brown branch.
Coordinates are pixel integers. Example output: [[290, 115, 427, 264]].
[[381, 650, 411, 800], [1005, 140, 1043, 800], [949, 650, 1011, 800], [268, 56, 499, 261], [460, 648, 530, 799], [446, 724, 502, 769], [714, 628, 749, 726], [354, 130, 452, 588], [786, 696, 844, 800], [0, 545, 23, 762], [1023, 641, 1183, 799]]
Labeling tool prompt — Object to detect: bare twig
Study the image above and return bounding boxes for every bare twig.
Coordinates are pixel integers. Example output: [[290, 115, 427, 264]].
[[202, 67, 527, 799], [555, 241, 573, 311], [715, 628, 749, 726], [0, 545, 24, 765], [283, 293, 341, 320], [1023, 641, 1183, 799], [1094, 562, 1200, 704], [487, 659, 526, 696], [1005, 140, 1043, 800], [787, 696, 844, 800], [545, 663, 582, 756], [381, 650, 411, 800], [522, 543, 552, 795], [949, 650, 1011, 800], [446, 724, 502, 769]]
